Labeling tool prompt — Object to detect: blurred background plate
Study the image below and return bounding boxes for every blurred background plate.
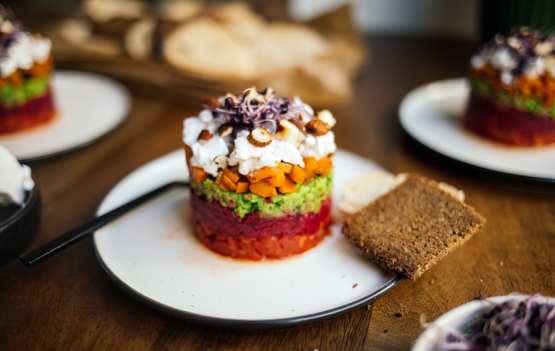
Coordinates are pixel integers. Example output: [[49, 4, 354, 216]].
[[93, 149, 401, 328], [400, 79, 555, 182], [0, 71, 130, 162]]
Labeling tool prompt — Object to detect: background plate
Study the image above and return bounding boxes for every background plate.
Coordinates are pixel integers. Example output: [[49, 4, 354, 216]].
[[93, 149, 400, 328], [0, 71, 130, 162], [399, 78, 555, 181]]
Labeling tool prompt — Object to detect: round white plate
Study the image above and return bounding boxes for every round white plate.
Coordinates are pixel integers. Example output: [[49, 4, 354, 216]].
[[93, 149, 401, 327], [411, 294, 555, 351], [0, 71, 130, 161], [399, 78, 555, 182]]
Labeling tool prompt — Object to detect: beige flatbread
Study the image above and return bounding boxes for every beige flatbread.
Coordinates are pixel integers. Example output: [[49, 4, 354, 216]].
[[125, 18, 154, 60], [159, 1, 202, 22], [338, 171, 400, 215], [163, 19, 257, 80], [85, 0, 145, 23], [254, 23, 329, 75], [57, 19, 122, 57]]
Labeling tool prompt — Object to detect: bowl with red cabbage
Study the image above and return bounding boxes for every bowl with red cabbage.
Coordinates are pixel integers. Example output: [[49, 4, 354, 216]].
[[412, 294, 555, 351]]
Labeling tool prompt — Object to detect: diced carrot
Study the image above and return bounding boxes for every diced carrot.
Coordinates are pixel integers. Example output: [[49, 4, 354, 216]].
[[220, 174, 237, 192], [278, 178, 297, 194], [191, 167, 207, 183], [289, 165, 306, 184], [223, 168, 240, 183], [316, 157, 332, 176], [248, 167, 279, 183], [304, 157, 318, 173], [277, 162, 293, 174], [236, 181, 249, 193], [268, 171, 286, 187], [249, 181, 277, 198]]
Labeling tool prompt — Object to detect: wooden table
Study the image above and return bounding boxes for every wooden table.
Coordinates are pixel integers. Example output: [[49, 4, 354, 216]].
[[1, 36, 554, 351]]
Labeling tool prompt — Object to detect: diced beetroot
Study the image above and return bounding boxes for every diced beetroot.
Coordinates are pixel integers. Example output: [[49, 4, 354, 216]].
[[0, 89, 56, 134], [190, 193, 332, 260], [465, 93, 555, 146]]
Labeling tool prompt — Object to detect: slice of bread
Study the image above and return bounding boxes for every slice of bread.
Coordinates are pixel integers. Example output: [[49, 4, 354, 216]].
[[342, 174, 485, 280]]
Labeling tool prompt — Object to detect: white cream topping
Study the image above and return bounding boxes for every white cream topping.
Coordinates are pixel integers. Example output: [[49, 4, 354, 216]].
[[182, 100, 336, 176], [0, 145, 34, 206], [524, 57, 545, 78], [190, 136, 229, 176], [228, 130, 305, 175], [490, 47, 517, 70], [0, 32, 51, 78], [470, 55, 486, 69], [182, 110, 221, 146], [300, 132, 336, 159]]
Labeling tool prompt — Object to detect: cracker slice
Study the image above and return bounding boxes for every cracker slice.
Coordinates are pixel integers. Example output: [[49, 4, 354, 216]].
[[342, 174, 485, 280]]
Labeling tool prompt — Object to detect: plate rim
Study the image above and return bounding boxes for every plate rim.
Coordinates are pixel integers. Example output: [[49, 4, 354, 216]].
[[92, 149, 403, 328], [94, 246, 402, 329], [399, 77, 555, 184], [1, 70, 130, 163]]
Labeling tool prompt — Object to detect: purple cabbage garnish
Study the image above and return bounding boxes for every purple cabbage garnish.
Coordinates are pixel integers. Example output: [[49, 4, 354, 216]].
[[207, 88, 312, 131], [438, 295, 555, 351], [477, 27, 555, 79], [0, 5, 22, 57]]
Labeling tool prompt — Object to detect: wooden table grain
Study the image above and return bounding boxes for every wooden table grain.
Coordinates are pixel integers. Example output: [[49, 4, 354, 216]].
[[1, 36, 554, 351]]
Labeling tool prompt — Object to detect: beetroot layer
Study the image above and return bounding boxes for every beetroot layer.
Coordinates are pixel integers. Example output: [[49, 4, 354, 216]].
[[0, 89, 56, 134], [191, 193, 331, 238], [465, 93, 555, 146], [190, 193, 332, 260]]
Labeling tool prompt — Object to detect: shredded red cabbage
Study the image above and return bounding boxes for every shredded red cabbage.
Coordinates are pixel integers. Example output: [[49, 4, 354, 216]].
[[208, 88, 311, 132], [477, 28, 555, 78], [0, 5, 22, 55], [439, 295, 555, 351]]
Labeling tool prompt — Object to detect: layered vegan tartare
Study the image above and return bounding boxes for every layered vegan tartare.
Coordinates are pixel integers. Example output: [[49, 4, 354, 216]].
[[0, 7, 56, 134], [183, 88, 336, 260], [466, 28, 555, 146]]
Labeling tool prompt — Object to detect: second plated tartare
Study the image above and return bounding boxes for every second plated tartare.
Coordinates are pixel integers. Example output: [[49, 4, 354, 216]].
[[183, 88, 336, 260], [466, 28, 555, 146], [0, 7, 56, 134]]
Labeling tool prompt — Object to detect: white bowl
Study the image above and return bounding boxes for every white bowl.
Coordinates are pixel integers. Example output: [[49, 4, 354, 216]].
[[411, 294, 555, 351]]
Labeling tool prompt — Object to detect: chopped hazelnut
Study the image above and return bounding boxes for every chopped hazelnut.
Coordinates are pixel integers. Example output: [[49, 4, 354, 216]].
[[201, 96, 220, 109], [248, 127, 272, 147], [198, 129, 213, 141], [305, 119, 330, 136]]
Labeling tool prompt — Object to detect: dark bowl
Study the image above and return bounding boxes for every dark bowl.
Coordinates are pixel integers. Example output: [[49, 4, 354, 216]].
[[0, 185, 41, 265]]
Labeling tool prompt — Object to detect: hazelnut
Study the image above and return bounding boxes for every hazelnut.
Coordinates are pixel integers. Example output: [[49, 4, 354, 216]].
[[218, 123, 233, 138], [536, 42, 553, 56], [248, 127, 272, 147], [305, 119, 330, 136], [198, 129, 213, 141], [1, 21, 13, 34], [317, 110, 336, 128], [201, 96, 220, 109]]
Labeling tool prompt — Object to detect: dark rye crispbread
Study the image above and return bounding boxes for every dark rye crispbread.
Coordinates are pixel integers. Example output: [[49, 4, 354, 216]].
[[342, 174, 485, 280]]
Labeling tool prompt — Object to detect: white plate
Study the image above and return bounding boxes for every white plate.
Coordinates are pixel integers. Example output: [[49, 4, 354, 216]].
[[93, 149, 401, 327], [411, 294, 555, 351], [0, 71, 130, 161], [399, 78, 555, 182]]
